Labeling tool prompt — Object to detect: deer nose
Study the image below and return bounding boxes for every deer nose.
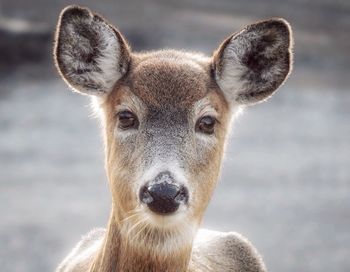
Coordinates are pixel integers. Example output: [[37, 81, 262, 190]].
[[139, 172, 189, 215]]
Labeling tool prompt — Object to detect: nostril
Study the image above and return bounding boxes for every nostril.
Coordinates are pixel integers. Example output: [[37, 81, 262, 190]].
[[140, 186, 154, 204], [175, 186, 189, 204]]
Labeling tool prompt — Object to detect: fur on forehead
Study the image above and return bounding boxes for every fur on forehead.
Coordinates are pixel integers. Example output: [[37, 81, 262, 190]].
[[118, 50, 215, 109]]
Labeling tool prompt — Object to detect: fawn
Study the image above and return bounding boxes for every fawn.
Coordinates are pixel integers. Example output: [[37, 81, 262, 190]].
[[54, 5, 293, 272]]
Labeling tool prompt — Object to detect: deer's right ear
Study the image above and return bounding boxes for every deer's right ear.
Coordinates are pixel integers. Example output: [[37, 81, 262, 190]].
[[54, 6, 130, 96]]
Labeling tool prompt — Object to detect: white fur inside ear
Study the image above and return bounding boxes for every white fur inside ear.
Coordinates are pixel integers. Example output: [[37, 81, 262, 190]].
[[56, 9, 127, 95], [215, 19, 292, 105], [215, 36, 248, 103], [83, 24, 122, 93]]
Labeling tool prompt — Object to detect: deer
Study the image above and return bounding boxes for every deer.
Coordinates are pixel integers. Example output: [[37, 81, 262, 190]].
[[54, 5, 293, 272]]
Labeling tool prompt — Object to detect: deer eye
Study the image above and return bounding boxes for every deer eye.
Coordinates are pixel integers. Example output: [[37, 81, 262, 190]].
[[117, 110, 139, 130], [196, 116, 216, 135]]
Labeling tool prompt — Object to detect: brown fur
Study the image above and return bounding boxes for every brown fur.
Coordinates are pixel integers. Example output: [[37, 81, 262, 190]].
[[89, 211, 192, 272], [54, 5, 293, 272], [89, 52, 231, 271]]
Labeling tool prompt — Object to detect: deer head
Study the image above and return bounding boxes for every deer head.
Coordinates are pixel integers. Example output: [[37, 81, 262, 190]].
[[54, 5, 292, 255]]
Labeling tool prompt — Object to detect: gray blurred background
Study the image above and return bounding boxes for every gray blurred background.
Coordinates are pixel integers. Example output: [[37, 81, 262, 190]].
[[1, 1, 349, 271]]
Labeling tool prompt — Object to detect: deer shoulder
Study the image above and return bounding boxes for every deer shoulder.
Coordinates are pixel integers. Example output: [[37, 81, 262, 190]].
[[190, 229, 267, 272]]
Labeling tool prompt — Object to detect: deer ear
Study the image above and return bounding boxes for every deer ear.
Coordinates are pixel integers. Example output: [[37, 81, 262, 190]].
[[54, 5, 130, 96], [213, 19, 293, 105]]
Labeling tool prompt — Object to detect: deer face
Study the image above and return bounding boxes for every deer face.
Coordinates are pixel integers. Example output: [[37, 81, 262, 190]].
[[102, 52, 231, 230], [54, 6, 292, 249]]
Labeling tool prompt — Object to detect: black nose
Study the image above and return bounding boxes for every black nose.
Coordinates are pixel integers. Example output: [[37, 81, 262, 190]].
[[139, 172, 189, 215]]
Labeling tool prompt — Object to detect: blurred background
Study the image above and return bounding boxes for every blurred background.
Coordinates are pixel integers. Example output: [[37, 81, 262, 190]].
[[1, 0, 349, 271]]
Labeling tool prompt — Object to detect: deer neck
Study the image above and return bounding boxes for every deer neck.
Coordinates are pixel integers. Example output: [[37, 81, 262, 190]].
[[89, 207, 194, 272]]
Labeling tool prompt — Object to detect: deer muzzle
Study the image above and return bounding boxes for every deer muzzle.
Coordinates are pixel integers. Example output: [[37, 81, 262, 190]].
[[139, 171, 189, 215]]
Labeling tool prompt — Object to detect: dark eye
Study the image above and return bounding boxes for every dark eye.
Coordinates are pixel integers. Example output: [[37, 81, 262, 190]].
[[117, 110, 139, 130], [196, 116, 216, 135]]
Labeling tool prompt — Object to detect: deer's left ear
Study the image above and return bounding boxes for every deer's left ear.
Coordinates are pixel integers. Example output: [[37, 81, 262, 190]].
[[213, 19, 293, 105]]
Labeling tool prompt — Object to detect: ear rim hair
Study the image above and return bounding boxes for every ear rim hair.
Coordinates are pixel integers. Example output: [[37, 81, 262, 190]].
[[213, 18, 294, 106], [53, 5, 131, 96]]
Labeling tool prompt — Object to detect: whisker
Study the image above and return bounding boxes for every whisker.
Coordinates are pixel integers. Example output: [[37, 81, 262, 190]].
[[145, 222, 152, 241], [121, 212, 140, 223], [126, 218, 148, 238], [130, 221, 149, 245]]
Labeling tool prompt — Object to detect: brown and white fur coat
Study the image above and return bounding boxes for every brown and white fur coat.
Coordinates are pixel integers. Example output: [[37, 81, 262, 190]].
[[54, 5, 293, 272]]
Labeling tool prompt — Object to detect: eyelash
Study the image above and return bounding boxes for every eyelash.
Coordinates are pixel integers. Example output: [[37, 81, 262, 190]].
[[195, 115, 217, 135], [117, 110, 139, 130]]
